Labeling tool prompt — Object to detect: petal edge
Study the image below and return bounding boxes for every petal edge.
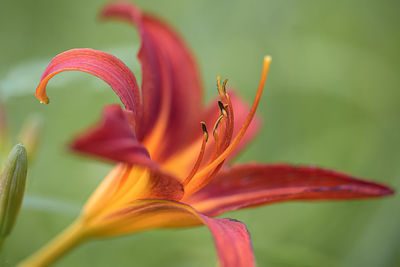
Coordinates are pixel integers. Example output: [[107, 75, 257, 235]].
[[36, 48, 142, 123], [188, 163, 394, 217], [93, 199, 254, 267]]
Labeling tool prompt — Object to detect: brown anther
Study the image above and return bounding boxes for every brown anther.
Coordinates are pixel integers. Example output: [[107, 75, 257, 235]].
[[217, 101, 229, 118], [200, 121, 208, 142]]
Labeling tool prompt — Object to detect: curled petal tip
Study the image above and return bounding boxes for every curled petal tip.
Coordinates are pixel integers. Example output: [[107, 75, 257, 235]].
[[35, 88, 49, 104], [38, 96, 49, 105]]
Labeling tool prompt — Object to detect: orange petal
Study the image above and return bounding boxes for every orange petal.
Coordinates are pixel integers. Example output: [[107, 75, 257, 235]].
[[83, 165, 184, 220], [88, 199, 254, 267]]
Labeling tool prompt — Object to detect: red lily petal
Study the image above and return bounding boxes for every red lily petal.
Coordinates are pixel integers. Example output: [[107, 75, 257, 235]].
[[101, 3, 203, 157], [98, 199, 254, 267], [188, 163, 394, 217], [71, 104, 157, 169], [35, 48, 141, 123], [199, 215, 254, 267]]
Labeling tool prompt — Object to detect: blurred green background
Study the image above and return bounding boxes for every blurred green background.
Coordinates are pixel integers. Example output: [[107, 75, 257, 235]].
[[1, 0, 399, 266]]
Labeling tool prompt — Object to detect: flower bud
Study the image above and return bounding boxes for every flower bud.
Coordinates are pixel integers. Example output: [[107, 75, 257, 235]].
[[0, 144, 28, 244]]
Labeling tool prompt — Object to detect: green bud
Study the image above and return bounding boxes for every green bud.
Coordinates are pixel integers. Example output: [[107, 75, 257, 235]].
[[0, 144, 28, 245]]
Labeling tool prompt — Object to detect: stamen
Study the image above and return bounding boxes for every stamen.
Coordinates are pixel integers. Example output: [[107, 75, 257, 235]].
[[208, 86, 233, 163], [207, 114, 224, 164], [220, 94, 234, 149], [185, 56, 271, 195], [217, 76, 224, 97], [222, 79, 228, 94], [201, 121, 209, 142], [183, 122, 209, 186], [218, 101, 228, 118]]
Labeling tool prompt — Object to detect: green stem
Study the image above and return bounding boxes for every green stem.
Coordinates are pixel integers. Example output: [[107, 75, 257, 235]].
[[17, 220, 88, 267]]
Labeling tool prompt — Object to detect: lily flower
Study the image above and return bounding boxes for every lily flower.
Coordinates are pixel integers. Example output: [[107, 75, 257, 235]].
[[20, 2, 394, 267]]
